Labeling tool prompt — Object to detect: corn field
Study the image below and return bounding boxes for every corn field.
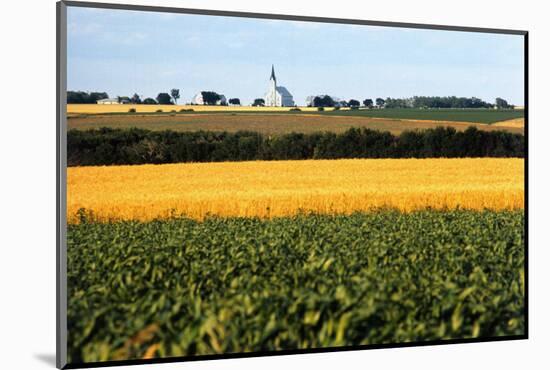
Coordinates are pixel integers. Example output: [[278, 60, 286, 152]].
[[67, 210, 524, 362]]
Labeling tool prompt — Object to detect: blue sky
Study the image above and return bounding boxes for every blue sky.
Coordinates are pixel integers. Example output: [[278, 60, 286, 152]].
[[67, 6, 525, 105]]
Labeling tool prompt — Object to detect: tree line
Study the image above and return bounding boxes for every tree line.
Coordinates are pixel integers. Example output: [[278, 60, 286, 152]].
[[387, 96, 511, 109], [67, 90, 181, 105], [67, 91, 109, 104], [68, 91, 514, 109], [67, 126, 524, 166], [309, 95, 513, 109], [67, 90, 246, 106]]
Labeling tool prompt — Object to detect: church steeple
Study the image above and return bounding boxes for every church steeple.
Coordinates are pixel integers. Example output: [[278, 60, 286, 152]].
[[270, 64, 276, 83], [265, 64, 294, 107]]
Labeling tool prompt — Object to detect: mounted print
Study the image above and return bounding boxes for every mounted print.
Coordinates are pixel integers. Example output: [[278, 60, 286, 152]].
[[56, 1, 527, 368]]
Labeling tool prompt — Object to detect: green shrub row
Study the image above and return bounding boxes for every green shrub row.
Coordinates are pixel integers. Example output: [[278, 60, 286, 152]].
[[67, 126, 524, 166]]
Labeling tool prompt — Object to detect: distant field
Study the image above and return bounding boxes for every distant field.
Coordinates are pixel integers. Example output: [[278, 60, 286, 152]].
[[68, 113, 524, 135], [320, 108, 524, 124], [67, 104, 318, 114], [67, 105, 523, 124]]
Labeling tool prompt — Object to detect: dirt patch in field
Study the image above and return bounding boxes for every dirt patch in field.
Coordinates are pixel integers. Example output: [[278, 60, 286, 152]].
[[68, 113, 524, 135], [492, 118, 525, 129]]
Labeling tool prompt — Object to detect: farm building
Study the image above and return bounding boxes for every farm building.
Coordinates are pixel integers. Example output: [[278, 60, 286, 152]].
[[97, 98, 122, 105], [191, 92, 227, 105], [264, 65, 295, 107]]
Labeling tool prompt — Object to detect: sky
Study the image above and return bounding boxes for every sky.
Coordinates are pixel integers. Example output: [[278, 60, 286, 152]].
[[67, 6, 525, 106]]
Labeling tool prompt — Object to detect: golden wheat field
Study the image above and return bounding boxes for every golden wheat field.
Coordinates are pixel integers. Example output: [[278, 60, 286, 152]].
[[67, 104, 322, 114], [67, 158, 524, 223]]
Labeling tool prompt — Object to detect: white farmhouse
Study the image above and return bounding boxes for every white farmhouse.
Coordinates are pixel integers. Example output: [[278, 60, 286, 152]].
[[97, 98, 121, 105], [264, 65, 295, 107]]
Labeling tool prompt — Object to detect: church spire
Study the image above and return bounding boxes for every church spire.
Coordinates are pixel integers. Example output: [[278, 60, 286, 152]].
[[270, 64, 276, 82]]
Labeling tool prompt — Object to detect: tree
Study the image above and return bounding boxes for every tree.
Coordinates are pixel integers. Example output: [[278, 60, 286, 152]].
[[156, 93, 173, 105], [67, 91, 87, 104], [201, 91, 221, 105], [252, 98, 265, 107], [117, 96, 130, 104], [384, 97, 413, 109], [376, 98, 385, 108], [313, 95, 335, 107], [88, 92, 109, 103], [67, 91, 108, 104], [143, 98, 157, 104], [363, 99, 373, 108], [348, 99, 360, 107], [170, 89, 180, 105], [229, 98, 241, 106], [495, 97, 509, 109], [130, 93, 142, 104]]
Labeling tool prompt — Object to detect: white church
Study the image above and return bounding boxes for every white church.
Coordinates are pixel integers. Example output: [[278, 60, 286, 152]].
[[264, 65, 295, 107]]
